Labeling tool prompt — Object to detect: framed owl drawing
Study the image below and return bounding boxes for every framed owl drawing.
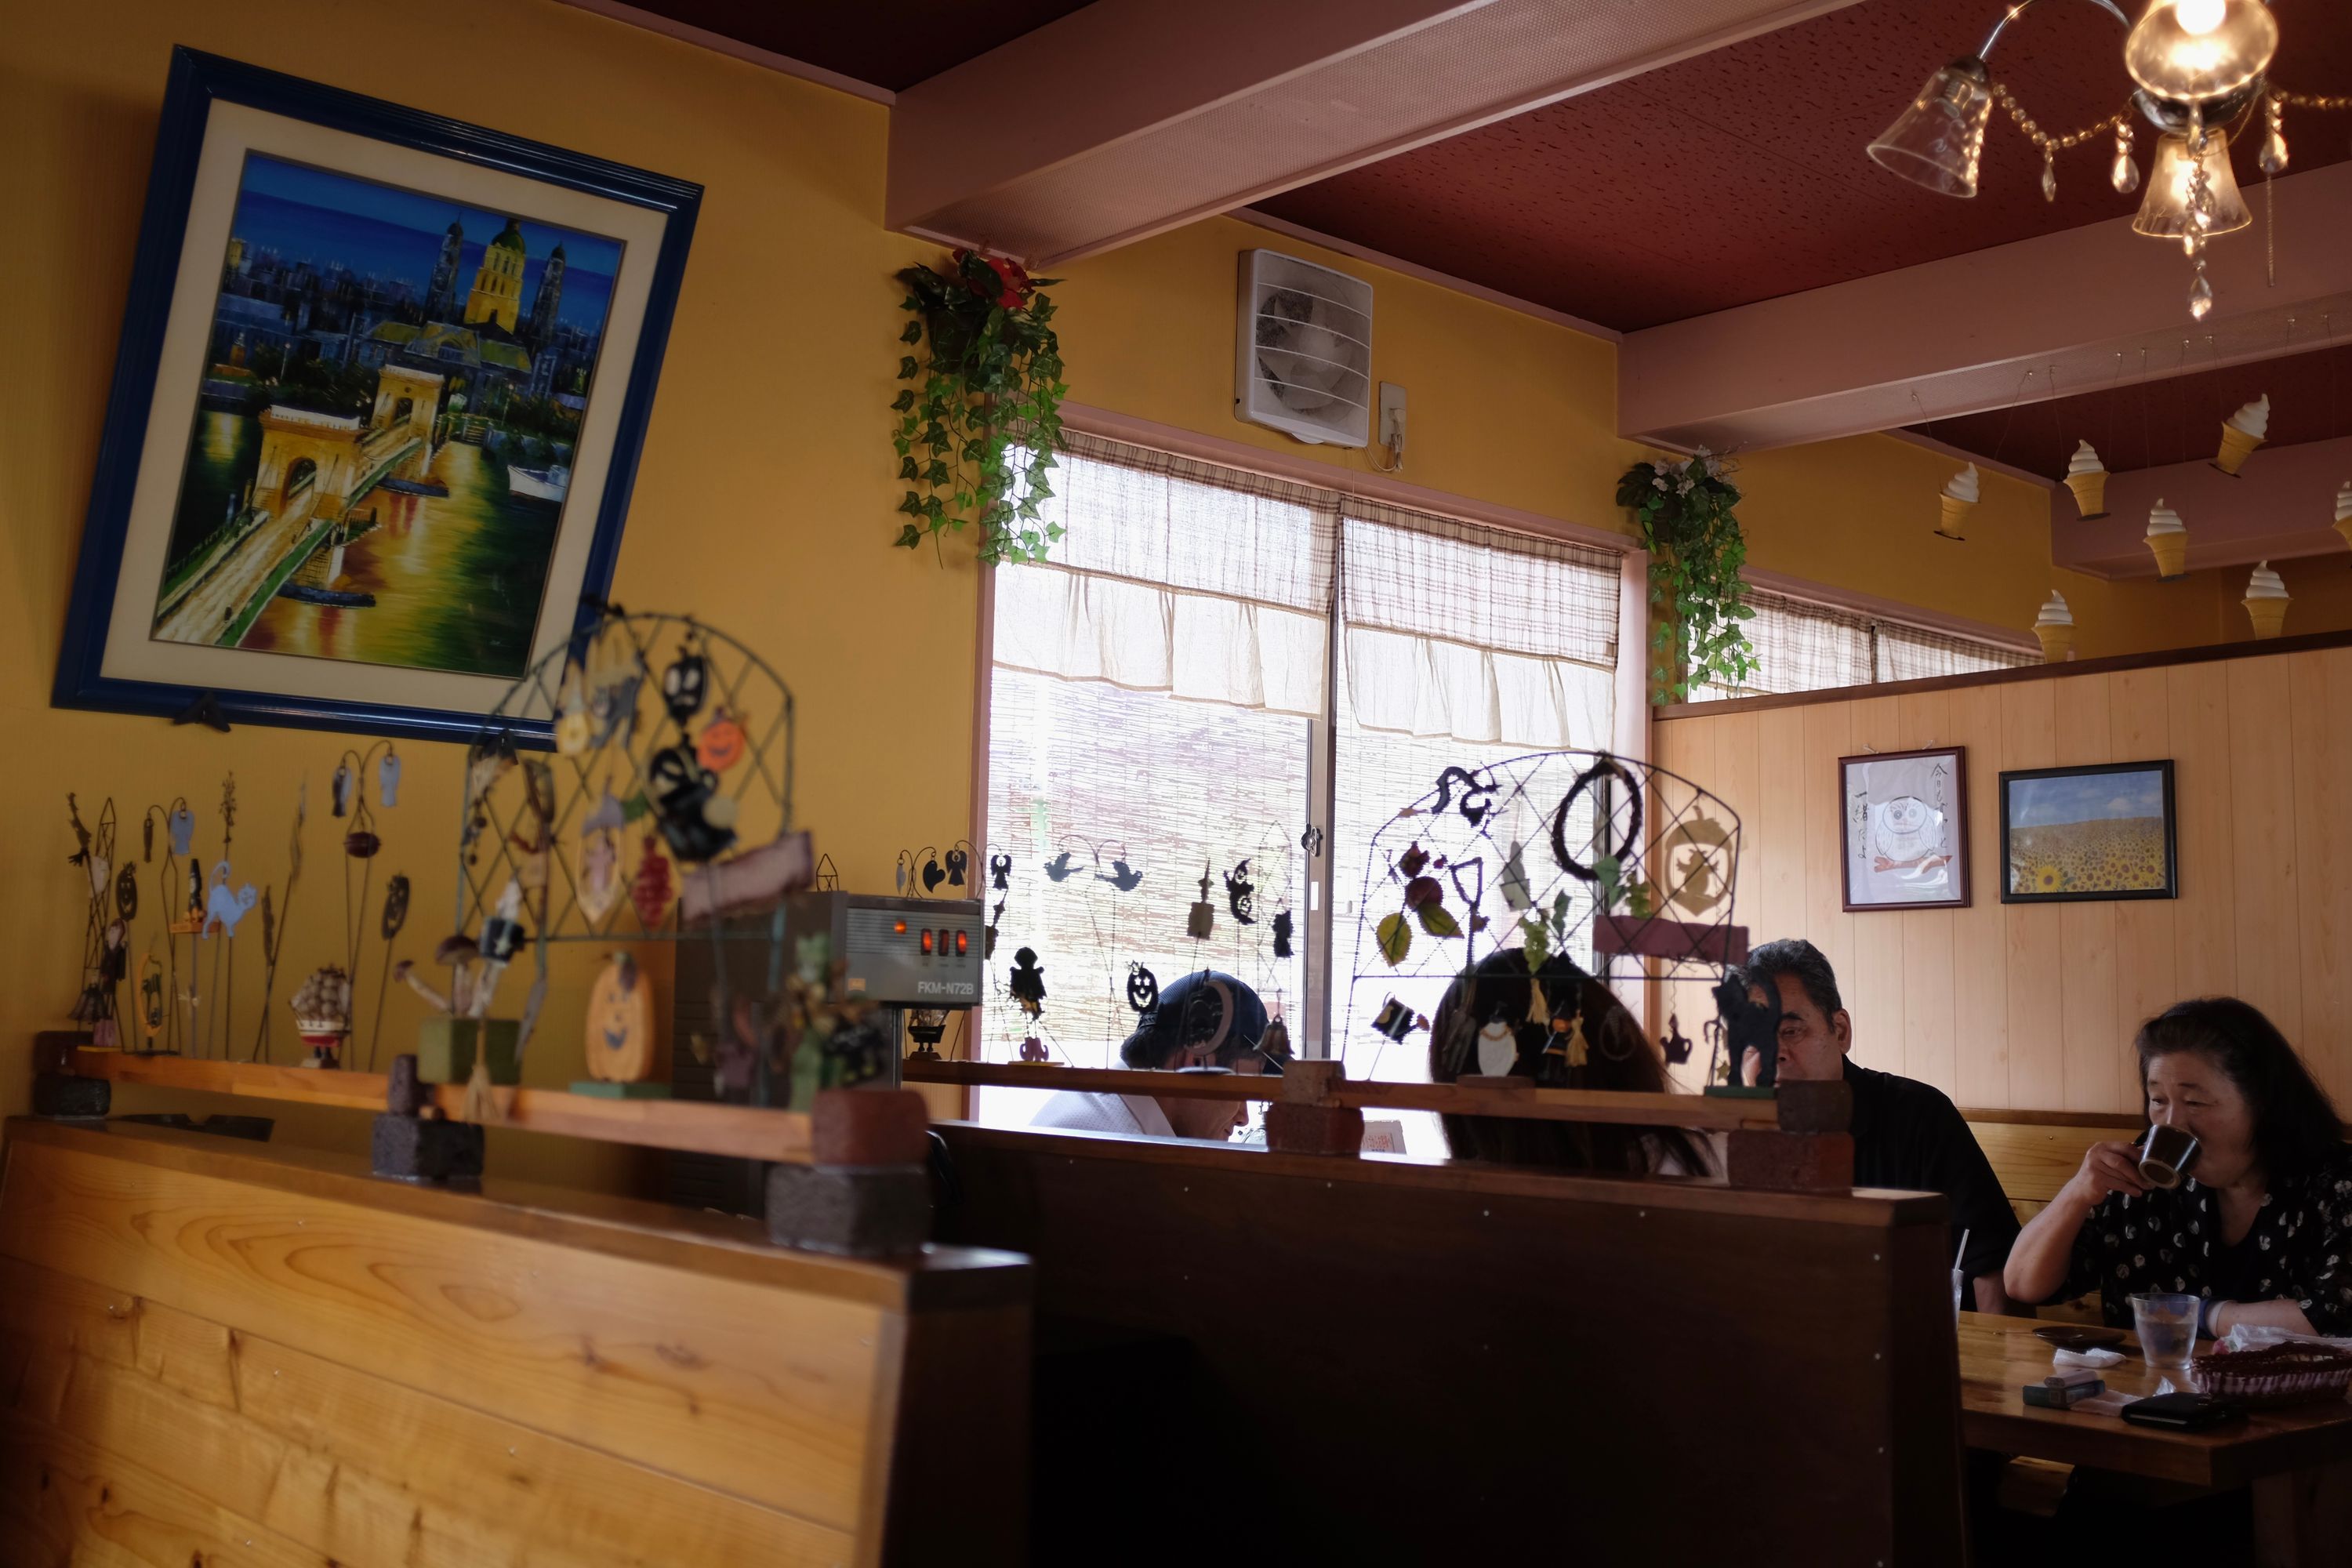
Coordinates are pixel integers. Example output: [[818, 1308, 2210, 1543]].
[[1840, 747, 1970, 912]]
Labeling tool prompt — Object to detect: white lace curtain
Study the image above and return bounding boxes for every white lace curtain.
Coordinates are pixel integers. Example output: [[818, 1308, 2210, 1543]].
[[991, 434, 1337, 717], [992, 434, 1623, 749], [1691, 588, 2034, 702], [1339, 504, 1618, 749]]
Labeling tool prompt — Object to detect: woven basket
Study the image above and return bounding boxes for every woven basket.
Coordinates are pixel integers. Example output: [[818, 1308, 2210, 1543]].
[[2195, 1343, 2352, 1409]]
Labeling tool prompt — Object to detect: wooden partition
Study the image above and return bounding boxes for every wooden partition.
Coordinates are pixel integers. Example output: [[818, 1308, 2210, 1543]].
[[935, 1121, 1966, 1566], [1653, 637, 2352, 1113], [0, 1118, 1031, 1567]]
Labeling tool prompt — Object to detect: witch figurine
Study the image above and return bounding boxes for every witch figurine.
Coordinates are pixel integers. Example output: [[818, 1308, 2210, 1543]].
[[1007, 947, 1047, 1018]]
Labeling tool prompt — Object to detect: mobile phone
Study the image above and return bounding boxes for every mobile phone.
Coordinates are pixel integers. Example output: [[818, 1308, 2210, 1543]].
[[2120, 1392, 2245, 1430]]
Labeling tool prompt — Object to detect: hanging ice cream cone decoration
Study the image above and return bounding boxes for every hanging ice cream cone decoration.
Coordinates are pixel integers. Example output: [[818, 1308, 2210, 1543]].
[[2243, 561, 2290, 640], [2144, 498, 2188, 579], [2063, 441, 2109, 519], [2214, 394, 2268, 476], [1937, 463, 1978, 540], [2335, 482, 2352, 555], [2032, 590, 2074, 663]]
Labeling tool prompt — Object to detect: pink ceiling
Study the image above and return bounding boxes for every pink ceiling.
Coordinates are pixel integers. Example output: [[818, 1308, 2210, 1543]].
[[621, 0, 1091, 92], [1252, 0, 2352, 332], [1911, 339, 2352, 480]]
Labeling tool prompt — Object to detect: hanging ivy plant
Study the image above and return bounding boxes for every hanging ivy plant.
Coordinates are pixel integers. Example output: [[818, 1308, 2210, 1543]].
[[891, 250, 1069, 564], [1616, 450, 1756, 703]]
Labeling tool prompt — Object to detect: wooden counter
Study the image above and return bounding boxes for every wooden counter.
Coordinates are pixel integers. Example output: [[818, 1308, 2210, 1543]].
[[0, 1117, 1032, 1567]]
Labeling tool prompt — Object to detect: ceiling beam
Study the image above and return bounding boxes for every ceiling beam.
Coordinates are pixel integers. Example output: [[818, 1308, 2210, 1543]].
[[2054, 434, 2352, 579], [1618, 162, 2352, 456], [887, 0, 1867, 267]]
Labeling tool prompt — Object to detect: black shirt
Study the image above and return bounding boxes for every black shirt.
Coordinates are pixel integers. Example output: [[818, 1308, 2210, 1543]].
[[1844, 1058, 2022, 1287], [2056, 1144, 2352, 1334]]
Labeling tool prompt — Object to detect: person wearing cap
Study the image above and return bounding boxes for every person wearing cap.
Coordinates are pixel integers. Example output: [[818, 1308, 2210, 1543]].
[[1030, 969, 1272, 1142]]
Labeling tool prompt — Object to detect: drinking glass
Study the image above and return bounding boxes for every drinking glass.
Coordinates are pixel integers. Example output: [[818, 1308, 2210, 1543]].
[[2131, 1291, 2200, 1374], [1951, 1268, 1965, 1320]]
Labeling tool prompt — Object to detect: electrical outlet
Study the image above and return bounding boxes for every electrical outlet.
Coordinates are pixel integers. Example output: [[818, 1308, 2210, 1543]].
[[1378, 382, 1407, 452]]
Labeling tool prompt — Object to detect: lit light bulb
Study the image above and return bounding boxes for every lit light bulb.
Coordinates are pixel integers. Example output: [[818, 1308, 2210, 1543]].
[[2174, 0, 2227, 37]]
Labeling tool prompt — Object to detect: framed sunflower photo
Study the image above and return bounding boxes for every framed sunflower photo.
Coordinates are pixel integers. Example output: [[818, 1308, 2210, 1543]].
[[1998, 760, 2177, 904]]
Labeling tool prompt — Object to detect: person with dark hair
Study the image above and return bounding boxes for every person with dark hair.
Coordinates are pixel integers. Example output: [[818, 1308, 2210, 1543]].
[[1426, 947, 1711, 1176], [1029, 970, 1272, 1142], [1743, 938, 2020, 1311], [2005, 996, 2352, 1336]]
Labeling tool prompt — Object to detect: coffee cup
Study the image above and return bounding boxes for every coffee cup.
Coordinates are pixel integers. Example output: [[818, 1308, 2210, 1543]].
[[2140, 1123, 2200, 1189]]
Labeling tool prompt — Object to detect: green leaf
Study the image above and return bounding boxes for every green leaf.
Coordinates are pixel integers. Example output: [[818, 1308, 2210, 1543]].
[[1375, 911, 1413, 967], [898, 456, 919, 481], [1415, 902, 1461, 938], [895, 524, 923, 548], [891, 390, 915, 412], [898, 356, 920, 379], [899, 320, 923, 344]]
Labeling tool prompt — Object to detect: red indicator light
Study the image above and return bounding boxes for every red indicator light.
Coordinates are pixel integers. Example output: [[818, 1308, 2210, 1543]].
[[955, 929, 968, 956], [920, 928, 935, 955], [893, 920, 907, 935]]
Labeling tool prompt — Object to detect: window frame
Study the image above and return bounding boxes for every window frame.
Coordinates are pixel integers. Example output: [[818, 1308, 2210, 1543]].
[[968, 424, 1644, 1065]]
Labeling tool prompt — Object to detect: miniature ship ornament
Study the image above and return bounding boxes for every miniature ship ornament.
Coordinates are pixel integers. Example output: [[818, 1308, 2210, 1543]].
[[1007, 947, 1047, 1018], [1188, 866, 1217, 939], [289, 964, 354, 1067]]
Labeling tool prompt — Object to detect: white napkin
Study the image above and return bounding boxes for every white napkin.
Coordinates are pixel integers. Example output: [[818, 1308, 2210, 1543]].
[[2053, 1346, 2125, 1369]]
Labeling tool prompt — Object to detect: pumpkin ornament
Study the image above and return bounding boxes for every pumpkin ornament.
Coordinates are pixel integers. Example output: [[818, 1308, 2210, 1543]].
[[583, 953, 657, 1085], [695, 708, 746, 772]]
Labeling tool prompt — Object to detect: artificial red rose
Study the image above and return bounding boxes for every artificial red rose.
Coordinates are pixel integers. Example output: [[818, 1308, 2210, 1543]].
[[953, 248, 1032, 308]]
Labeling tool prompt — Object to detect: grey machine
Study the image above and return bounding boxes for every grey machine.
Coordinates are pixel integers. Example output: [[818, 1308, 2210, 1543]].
[[668, 890, 985, 1214]]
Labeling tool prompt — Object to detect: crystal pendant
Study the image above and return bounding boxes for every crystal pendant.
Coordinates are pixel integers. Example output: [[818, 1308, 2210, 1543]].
[[2113, 150, 2141, 194], [2261, 128, 2289, 174], [2041, 152, 2058, 202], [2189, 264, 2214, 321]]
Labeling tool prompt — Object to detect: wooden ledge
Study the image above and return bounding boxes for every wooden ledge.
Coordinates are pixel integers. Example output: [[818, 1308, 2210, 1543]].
[[2, 1117, 1027, 1314], [903, 1057, 1785, 1132], [935, 1120, 1951, 1230]]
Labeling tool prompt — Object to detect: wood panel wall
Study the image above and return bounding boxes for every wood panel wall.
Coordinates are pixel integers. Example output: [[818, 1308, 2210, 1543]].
[[1653, 643, 2352, 1113], [0, 1119, 1030, 1568]]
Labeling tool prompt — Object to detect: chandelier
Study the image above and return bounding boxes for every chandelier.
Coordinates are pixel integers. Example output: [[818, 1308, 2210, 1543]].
[[1869, 0, 2344, 320]]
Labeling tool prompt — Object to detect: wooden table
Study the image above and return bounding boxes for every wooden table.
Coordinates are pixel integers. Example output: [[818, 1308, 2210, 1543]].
[[1958, 1312, 2352, 1565]]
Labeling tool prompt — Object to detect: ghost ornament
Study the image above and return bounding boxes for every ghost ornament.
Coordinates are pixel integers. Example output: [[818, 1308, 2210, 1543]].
[[377, 753, 402, 808], [1475, 1016, 1519, 1077], [662, 648, 707, 725], [169, 805, 195, 858]]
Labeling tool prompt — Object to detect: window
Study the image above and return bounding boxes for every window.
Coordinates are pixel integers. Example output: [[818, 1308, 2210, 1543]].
[[977, 434, 1622, 1140], [1690, 588, 2033, 702]]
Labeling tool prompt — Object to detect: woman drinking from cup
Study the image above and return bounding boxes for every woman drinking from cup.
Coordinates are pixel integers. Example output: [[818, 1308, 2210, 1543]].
[[2005, 997, 2352, 1338]]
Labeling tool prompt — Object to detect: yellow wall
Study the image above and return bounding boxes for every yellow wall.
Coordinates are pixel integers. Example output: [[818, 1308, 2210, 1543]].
[[0, 0, 953, 1186]]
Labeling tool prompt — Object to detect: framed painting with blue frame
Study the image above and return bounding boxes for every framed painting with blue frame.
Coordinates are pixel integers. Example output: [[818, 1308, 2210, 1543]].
[[53, 48, 700, 744]]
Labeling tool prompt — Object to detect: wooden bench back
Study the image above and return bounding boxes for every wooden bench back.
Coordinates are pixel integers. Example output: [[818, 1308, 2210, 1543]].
[[0, 1117, 1031, 1568], [935, 1120, 1967, 1566]]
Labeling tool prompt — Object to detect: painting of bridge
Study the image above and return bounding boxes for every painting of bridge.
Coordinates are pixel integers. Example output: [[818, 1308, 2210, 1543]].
[[153, 153, 621, 680]]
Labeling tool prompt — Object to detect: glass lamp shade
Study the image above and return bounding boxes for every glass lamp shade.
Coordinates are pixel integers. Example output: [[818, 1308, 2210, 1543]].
[[2132, 129, 2252, 239], [1867, 60, 1992, 198], [2125, 1, 2278, 103]]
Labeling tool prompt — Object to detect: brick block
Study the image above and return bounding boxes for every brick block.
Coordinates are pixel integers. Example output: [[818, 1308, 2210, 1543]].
[[372, 1114, 485, 1183], [32, 1073, 109, 1120], [765, 1163, 931, 1256], [1264, 1102, 1365, 1156], [1775, 1079, 1854, 1134], [811, 1088, 931, 1167], [1726, 1129, 1854, 1192], [1279, 1058, 1348, 1105]]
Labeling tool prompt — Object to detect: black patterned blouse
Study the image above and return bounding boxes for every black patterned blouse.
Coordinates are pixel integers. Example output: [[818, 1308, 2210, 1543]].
[[2056, 1145, 2352, 1334]]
